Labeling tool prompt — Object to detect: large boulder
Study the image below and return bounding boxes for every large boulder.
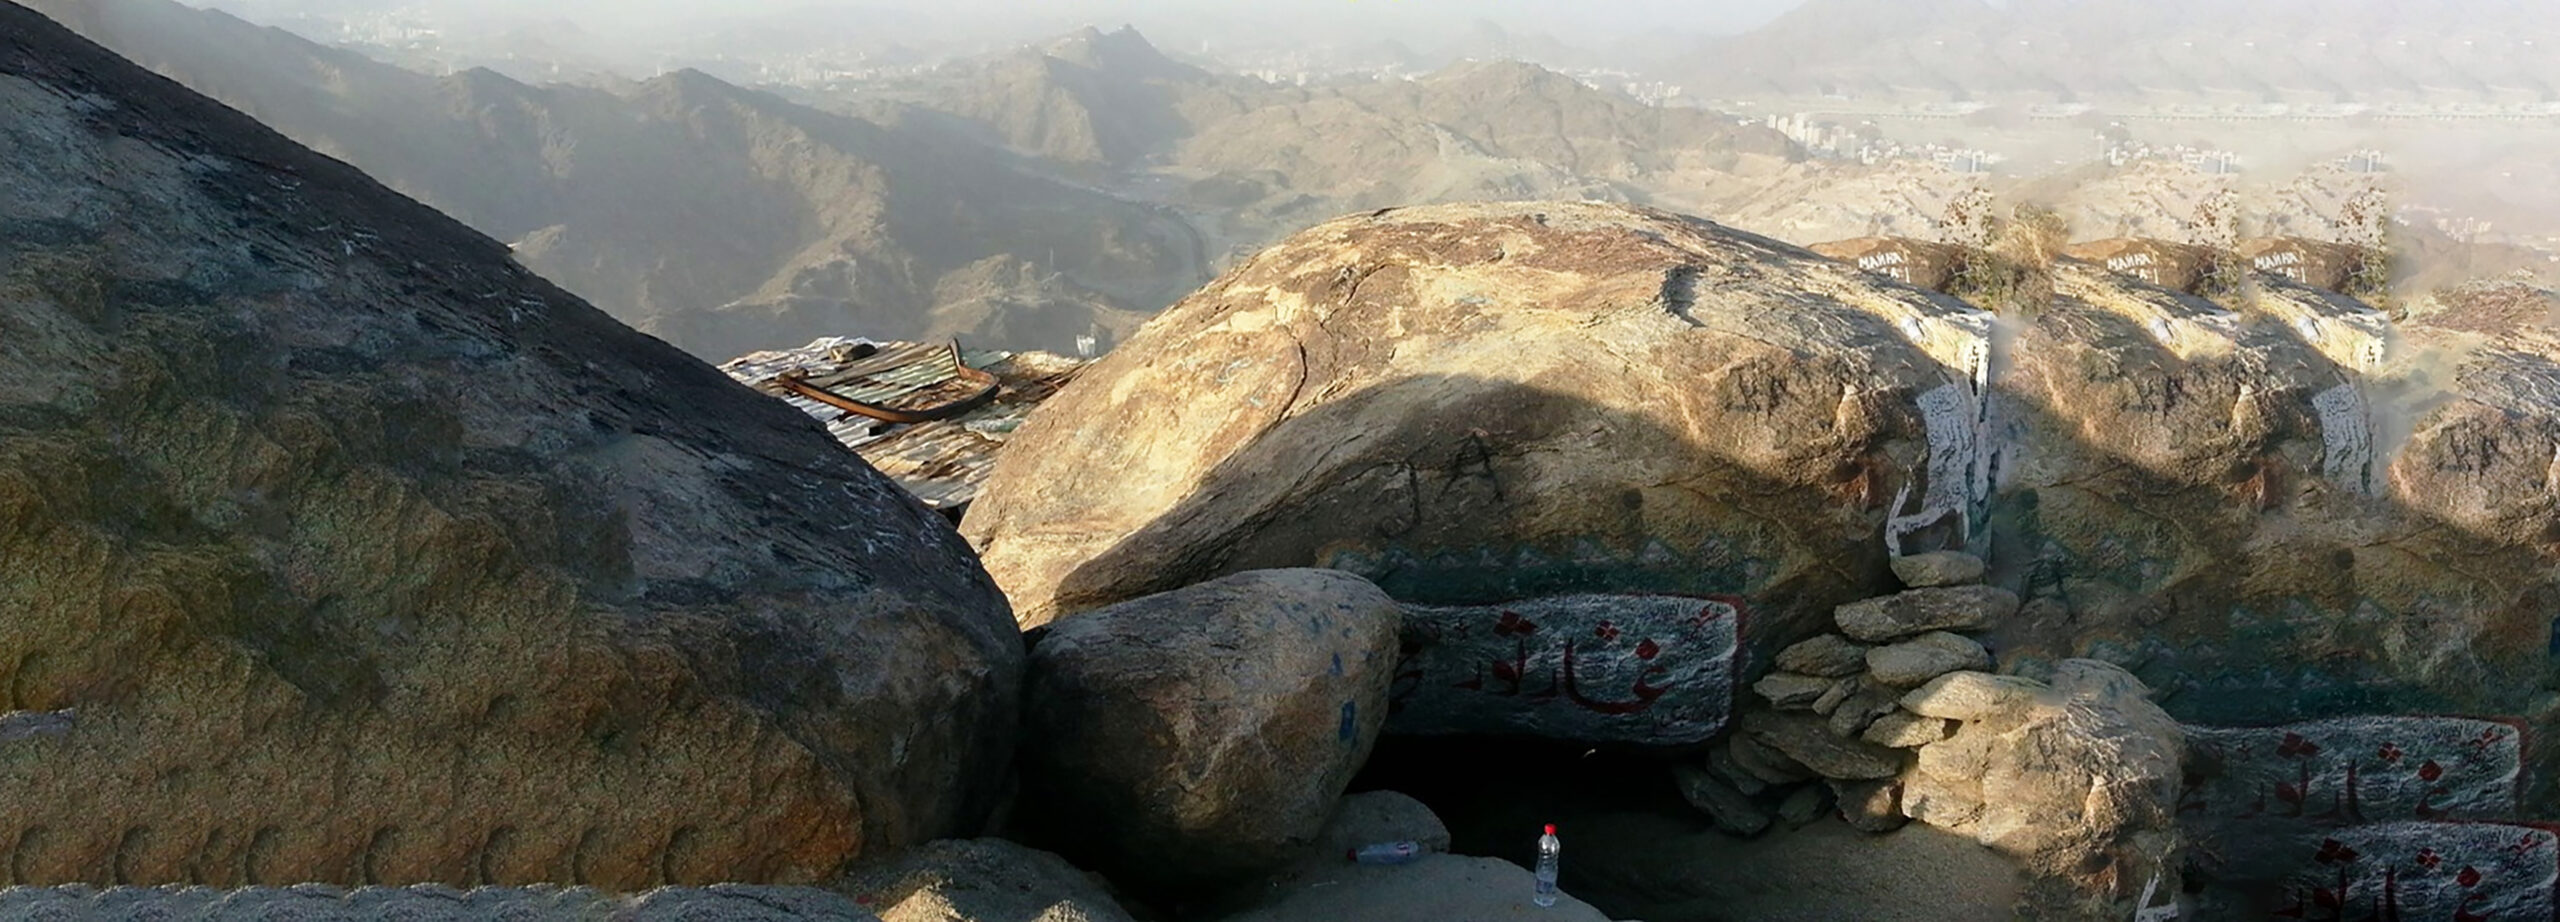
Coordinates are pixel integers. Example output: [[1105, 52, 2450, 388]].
[[964, 200, 1999, 738], [0, 9, 1018, 888], [1016, 569, 1402, 892], [1898, 661, 2184, 920], [839, 839, 1134, 922]]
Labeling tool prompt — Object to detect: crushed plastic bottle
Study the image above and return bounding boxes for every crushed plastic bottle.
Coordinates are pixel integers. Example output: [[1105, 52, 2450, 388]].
[[1348, 840, 1421, 865], [1533, 823, 1560, 907]]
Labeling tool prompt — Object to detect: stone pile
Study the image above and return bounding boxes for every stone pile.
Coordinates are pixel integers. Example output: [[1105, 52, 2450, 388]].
[[1677, 551, 2014, 837]]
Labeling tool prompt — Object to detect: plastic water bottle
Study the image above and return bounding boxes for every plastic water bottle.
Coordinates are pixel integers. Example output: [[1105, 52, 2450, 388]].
[[1349, 841, 1421, 865], [1532, 823, 1561, 907]]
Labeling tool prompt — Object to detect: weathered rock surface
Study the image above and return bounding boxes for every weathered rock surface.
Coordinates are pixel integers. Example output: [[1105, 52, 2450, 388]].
[[839, 839, 1133, 922], [2175, 714, 2552, 916], [1775, 635, 1870, 678], [1861, 711, 1950, 748], [1775, 785, 1830, 827], [1887, 551, 1984, 588], [1829, 779, 1910, 834], [0, 7, 1020, 888], [1834, 586, 2018, 642], [1980, 266, 2560, 797], [1809, 679, 1855, 715], [1705, 744, 1771, 796], [1863, 632, 1991, 687], [962, 201, 1996, 660], [0, 884, 882, 921], [1390, 593, 1740, 744], [1752, 673, 1836, 710], [948, 194, 2560, 800], [1016, 569, 1401, 892], [1741, 712, 1905, 780], [1899, 660, 2184, 921], [1899, 671, 2044, 722], [1824, 686, 1902, 739], [1673, 764, 1772, 837]]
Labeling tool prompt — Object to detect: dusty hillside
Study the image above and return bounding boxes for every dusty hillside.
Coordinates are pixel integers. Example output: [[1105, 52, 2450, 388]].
[[24, 0, 1207, 361]]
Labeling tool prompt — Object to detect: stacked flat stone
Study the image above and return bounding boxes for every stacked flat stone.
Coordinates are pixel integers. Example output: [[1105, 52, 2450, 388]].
[[1689, 551, 2013, 837]]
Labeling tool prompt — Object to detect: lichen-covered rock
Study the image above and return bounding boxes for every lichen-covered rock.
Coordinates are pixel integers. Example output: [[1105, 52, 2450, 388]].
[[0, 884, 883, 921], [0, 9, 1019, 888], [1774, 634, 1870, 678], [1888, 551, 1984, 588], [1899, 660, 2184, 921], [839, 839, 1133, 922], [1864, 631, 1991, 687], [961, 201, 1997, 660], [1834, 586, 2019, 642], [1016, 569, 1401, 892]]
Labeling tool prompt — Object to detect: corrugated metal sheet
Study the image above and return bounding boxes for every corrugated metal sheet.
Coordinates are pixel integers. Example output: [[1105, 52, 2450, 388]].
[[720, 336, 1085, 512]]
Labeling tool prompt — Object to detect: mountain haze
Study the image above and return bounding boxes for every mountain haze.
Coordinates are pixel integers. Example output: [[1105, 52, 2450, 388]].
[[26, 0, 1208, 360]]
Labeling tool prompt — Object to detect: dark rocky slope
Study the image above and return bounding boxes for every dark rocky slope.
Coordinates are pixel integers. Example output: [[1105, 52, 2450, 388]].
[[0, 1, 1017, 888]]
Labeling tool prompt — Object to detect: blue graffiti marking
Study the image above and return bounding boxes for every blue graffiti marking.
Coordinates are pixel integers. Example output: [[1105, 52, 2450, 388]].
[[1338, 701, 1358, 743]]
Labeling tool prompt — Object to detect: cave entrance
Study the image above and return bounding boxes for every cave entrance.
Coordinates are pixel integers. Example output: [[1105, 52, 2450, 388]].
[[1349, 735, 2024, 922]]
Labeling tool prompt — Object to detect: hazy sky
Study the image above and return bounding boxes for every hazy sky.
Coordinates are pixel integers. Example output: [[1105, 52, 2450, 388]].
[[202, 0, 1816, 53]]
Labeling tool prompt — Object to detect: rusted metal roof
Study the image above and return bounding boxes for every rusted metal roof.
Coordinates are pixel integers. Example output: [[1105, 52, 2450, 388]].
[[721, 336, 1086, 514]]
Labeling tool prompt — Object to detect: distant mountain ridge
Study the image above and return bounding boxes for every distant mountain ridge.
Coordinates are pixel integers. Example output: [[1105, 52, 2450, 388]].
[[24, 0, 1206, 360], [34, 0, 1809, 359]]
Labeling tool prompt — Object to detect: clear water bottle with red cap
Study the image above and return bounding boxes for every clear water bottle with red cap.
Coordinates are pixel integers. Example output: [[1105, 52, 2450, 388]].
[[1532, 823, 1561, 907]]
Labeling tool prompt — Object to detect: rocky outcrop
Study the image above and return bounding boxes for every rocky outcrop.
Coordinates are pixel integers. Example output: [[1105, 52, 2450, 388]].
[[1981, 260, 2560, 799], [839, 839, 1134, 922], [1016, 569, 1401, 892], [0, 7, 1019, 888], [0, 884, 882, 921], [1898, 662, 2185, 921], [963, 200, 1997, 743]]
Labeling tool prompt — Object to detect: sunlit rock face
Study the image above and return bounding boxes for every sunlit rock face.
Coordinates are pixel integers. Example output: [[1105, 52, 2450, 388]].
[[964, 200, 1995, 744], [966, 203, 2560, 803], [0, 5, 1020, 888]]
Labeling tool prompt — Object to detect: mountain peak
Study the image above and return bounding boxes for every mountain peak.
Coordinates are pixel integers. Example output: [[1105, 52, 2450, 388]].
[[1038, 24, 1200, 81]]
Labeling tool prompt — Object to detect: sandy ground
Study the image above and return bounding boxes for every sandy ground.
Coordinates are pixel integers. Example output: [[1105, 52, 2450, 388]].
[[1355, 738, 2022, 922]]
